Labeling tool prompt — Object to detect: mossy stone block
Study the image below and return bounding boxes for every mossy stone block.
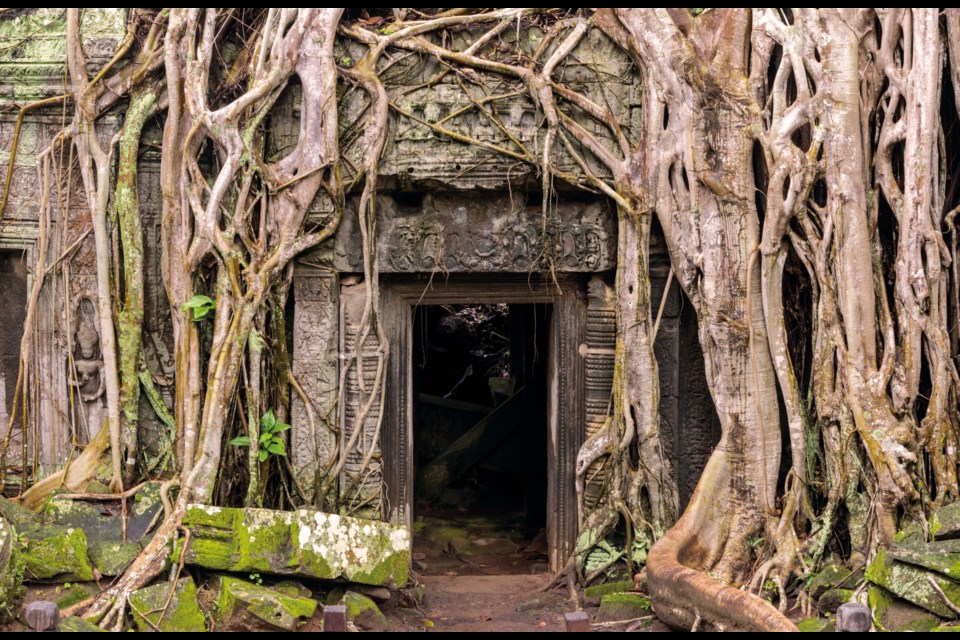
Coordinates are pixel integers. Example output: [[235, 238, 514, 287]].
[[129, 576, 206, 632], [182, 505, 410, 587], [0, 496, 38, 526], [867, 547, 960, 617], [55, 583, 95, 609], [216, 575, 317, 631], [808, 563, 853, 598], [59, 616, 105, 632], [88, 540, 140, 577], [343, 591, 388, 632], [18, 524, 93, 582], [596, 592, 651, 623]]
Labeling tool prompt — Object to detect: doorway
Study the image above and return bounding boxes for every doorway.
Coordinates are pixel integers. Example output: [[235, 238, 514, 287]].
[[380, 276, 586, 572], [411, 303, 551, 574]]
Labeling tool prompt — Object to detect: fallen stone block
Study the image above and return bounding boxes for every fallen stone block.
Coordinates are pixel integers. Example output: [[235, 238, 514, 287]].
[[55, 583, 95, 609], [216, 575, 317, 631], [17, 524, 93, 582], [344, 591, 388, 632], [88, 540, 141, 577], [41, 483, 164, 546], [889, 538, 960, 581], [808, 563, 853, 599], [818, 588, 853, 612], [596, 592, 651, 623], [59, 616, 105, 632], [129, 576, 206, 632], [0, 496, 38, 526], [869, 586, 941, 632], [867, 547, 960, 618], [181, 505, 409, 587]]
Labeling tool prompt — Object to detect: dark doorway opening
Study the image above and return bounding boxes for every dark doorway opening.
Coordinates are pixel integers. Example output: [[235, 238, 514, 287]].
[[0, 250, 26, 432], [411, 303, 551, 575]]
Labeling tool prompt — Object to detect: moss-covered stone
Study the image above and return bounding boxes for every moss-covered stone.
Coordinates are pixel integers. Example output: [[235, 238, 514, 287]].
[[583, 580, 636, 604], [596, 592, 651, 623], [935, 624, 960, 631], [129, 577, 206, 632], [0, 496, 38, 526], [796, 617, 835, 632], [889, 538, 960, 581], [17, 524, 93, 582], [869, 585, 940, 632], [59, 616, 106, 632], [867, 547, 960, 617], [55, 583, 95, 609], [216, 576, 317, 631], [0, 517, 25, 621], [808, 563, 853, 599], [818, 588, 854, 612], [88, 540, 140, 576], [181, 505, 410, 587], [343, 591, 388, 632], [41, 484, 165, 547]]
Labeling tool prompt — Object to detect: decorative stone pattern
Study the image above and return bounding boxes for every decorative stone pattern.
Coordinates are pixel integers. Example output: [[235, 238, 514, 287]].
[[335, 193, 616, 274], [181, 505, 410, 587], [338, 282, 383, 519], [290, 273, 339, 506]]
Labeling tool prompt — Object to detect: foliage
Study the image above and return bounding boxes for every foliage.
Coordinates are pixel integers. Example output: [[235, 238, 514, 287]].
[[229, 410, 290, 462]]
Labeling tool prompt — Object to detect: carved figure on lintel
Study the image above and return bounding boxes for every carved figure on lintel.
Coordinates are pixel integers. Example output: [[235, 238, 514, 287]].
[[70, 297, 105, 402]]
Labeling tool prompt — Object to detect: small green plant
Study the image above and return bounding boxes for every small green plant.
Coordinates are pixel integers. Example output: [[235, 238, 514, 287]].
[[249, 573, 263, 586], [181, 295, 216, 321], [228, 409, 290, 462]]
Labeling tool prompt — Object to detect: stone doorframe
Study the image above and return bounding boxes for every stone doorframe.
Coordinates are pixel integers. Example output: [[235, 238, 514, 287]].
[[380, 274, 587, 571]]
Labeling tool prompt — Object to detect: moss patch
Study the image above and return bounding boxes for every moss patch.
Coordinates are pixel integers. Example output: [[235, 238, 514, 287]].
[[583, 580, 636, 604], [129, 576, 206, 632], [867, 548, 960, 617], [0, 518, 25, 621], [796, 617, 835, 632], [0, 497, 38, 526], [55, 583, 95, 609]]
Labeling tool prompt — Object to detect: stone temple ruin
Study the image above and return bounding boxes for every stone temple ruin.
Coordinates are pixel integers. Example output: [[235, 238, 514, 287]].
[[0, 9, 720, 626]]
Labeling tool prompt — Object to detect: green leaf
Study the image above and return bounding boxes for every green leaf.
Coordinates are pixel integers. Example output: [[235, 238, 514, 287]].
[[273, 421, 291, 433], [181, 295, 215, 321], [228, 436, 251, 447], [248, 328, 265, 353], [267, 440, 286, 456], [258, 450, 268, 462], [261, 409, 277, 431], [259, 431, 272, 445]]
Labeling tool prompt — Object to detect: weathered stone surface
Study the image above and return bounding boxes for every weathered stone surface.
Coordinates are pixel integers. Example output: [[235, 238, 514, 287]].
[[583, 580, 637, 605], [596, 592, 651, 623], [0, 517, 25, 620], [344, 591, 388, 632], [41, 483, 164, 546], [59, 616, 105, 632], [869, 585, 939, 632], [18, 523, 93, 582], [889, 538, 960, 581], [0, 496, 38, 526], [216, 576, 317, 631], [867, 548, 960, 617], [88, 540, 140, 576], [182, 505, 409, 587], [129, 577, 206, 632]]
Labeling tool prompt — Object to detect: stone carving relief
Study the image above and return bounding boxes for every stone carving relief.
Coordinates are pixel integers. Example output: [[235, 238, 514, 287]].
[[334, 193, 616, 274], [70, 297, 105, 402]]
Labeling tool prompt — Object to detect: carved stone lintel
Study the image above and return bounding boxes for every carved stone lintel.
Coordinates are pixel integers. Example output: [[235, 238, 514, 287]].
[[334, 193, 616, 274]]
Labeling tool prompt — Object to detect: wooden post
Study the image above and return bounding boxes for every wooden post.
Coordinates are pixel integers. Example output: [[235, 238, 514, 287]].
[[24, 601, 59, 632], [324, 604, 347, 632], [564, 611, 590, 632]]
